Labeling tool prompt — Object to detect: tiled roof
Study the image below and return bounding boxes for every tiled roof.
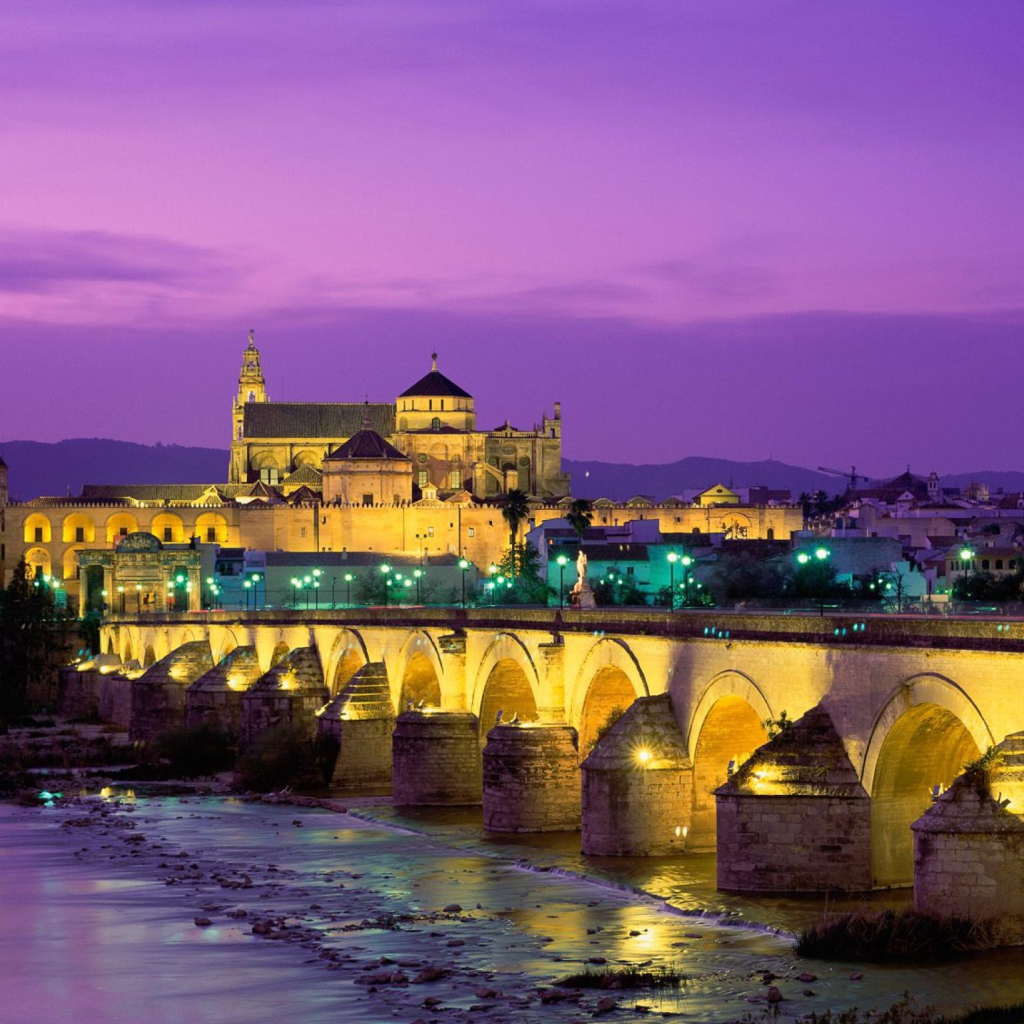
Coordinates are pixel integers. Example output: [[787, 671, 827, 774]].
[[325, 429, 409, 462], [80, 483, 252, 501], [399, 369, 471, 399], [262, 551, 462, 568], [282, 464, 323, 485], [243, 402, 394, 438]]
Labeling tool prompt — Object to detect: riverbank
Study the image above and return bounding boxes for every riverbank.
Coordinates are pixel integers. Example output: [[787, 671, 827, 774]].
[[5, 793, 1024, 1023]]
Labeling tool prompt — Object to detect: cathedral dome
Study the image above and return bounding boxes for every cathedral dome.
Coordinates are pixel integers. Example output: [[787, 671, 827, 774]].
[[398, 353, 472, 400]]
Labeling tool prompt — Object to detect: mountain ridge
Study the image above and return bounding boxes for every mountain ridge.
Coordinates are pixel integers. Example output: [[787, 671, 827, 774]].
[[1, 438, 1022, 504]]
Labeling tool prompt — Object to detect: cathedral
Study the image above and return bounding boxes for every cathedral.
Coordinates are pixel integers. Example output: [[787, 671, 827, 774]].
[[228, 333, 570, 501]]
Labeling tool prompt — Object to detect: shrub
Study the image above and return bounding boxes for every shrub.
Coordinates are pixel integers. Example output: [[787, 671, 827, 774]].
[[233, 726, 337, 793], [796, 909, 999, 961], [156, 722, 236, 778]]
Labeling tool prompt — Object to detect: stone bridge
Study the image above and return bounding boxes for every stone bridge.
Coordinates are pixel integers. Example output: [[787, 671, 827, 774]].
[[82, 606, 1024, 896]]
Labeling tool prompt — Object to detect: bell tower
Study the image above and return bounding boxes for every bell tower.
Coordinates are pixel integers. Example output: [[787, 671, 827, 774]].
[[230, 329, 268, 482]]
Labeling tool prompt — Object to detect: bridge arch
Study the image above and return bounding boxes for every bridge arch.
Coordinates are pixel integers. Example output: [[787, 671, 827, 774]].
[[324, 629, 370, 696], [472, 633, 541, 739], [211, 627, 243, 664], [142, 645, 157, 669], [571, 638, 649, 756], [686, 671, 773, 852], [121, 633, 135, 666], [863, 673, 993, 887], [392, 630, 444, 711]]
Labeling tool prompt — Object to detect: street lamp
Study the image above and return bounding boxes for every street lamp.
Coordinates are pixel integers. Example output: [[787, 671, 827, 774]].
[[250, 573, 261, 609], [556, 554, 568, 609], [291, 576, 301, 606], [244, 579, 252, 610], [959, 546, 975, 598], [413, 567, 423, 603], [667, 551, 678, 610], [680, 555, 693, 606], [380, 564, 391, 607], [459, 558, 470, 608], [344, 572, 353, 606], [797, 546, 831, 615]]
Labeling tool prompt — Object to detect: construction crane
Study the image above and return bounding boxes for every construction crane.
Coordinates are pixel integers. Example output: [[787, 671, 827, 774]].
[[817, 465, 870, 489]]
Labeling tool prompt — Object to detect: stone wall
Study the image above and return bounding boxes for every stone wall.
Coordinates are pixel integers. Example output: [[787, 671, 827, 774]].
[[392, 711, 482, 805], [98, 674, 132, 730], [482, 724, 581, 833], [582, 695, 692, 856], [717, 793, 871, 892], [715, 706, 872, 892]]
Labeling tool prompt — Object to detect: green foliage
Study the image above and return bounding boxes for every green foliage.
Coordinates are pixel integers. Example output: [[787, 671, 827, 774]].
[[586, 705, 626, 753], [500, 489, 532, 577], [593, 568, 648, 606], [763, 709, 792, 740], [0, 559, 76, 723], [553, 965, 685, 990], [234, 725, 338, 793], [490, 544, 550, 605], [961, 746, 1003, 793], [565, 498, 593, 542], [709, 552, 788, 605], [156, 722, 236, 777], [742, 995, 1024, 1024], [796, 908, 1000, 961], [951, 570, 1022, 604]]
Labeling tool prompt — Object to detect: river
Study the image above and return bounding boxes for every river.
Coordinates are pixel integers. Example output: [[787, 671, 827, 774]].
[[2, 794, 1024, 1023]]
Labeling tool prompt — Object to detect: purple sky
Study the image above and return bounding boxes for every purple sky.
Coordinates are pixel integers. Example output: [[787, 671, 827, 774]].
[[1, 1, 1022, 474]]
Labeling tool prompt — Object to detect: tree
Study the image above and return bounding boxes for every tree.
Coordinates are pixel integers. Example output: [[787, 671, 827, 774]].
[[593, 566, 648, 606], [565, 498, 593, 546], [491, 543, 550, 605], [500, 489, 531, 579], [708, 552, 787, 606], [0, 559, 74, 723]]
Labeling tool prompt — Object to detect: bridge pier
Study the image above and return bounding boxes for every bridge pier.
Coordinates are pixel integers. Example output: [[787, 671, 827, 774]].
[[483, 723, 581, 833], [582, 694, 692, 856], [185, 646, 262, 735], [392, 710, 482, 805], [129, 641, 214, 741], [316, 662, 393, 790], [715, 706, 872, 892], [914, 732, 1024, 939], [239, 647, 328, 747]]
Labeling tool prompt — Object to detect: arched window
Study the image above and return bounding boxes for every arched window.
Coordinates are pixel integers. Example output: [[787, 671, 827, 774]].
[[431, 417, 441, 430], [248, 390, 256, 402]]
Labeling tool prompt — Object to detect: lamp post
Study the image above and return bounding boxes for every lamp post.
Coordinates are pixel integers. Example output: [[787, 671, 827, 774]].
[[798, 546, 831, 615], [556, 554, 568, 609], [680, 554, 693, 607], [413, 567, 423, 603], [344, 572, 353, 607], [959, 546, 975, 599], [244, 579, 252, 611], [290, 576, 301, 607], [459, 558, 470, 608], [667, 551, 678, 610], [380, 564, 391, 607], [250, 573, 261, 609]]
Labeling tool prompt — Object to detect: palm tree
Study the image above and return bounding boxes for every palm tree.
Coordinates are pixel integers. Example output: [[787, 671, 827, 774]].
[[501, 488, 531, 579], [565, 498, 593, 548]]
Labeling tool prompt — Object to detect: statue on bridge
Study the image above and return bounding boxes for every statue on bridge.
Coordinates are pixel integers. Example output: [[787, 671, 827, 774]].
[[570, 548, 596, 609]]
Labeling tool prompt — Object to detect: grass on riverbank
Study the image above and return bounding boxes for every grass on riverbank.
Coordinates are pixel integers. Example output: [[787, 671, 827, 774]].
[[796, 909, 1000, 961], [743, 995, 1024, 1023], [554, 964, 685, 990]]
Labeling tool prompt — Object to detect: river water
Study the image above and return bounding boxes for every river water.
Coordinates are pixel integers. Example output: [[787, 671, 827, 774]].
[[3, 794, 1024, 1024]]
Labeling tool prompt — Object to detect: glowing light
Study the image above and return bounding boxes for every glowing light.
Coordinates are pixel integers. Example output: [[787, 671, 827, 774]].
[[636, 748, 652, 766]]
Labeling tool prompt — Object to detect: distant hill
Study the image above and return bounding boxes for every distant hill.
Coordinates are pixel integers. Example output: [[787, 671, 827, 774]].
[[0, 439, 227, 501], [4, 439, 1024, 505], [563, 457, 843, 501]]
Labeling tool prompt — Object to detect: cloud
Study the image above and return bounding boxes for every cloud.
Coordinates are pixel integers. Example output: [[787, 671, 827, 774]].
[[0, 227, 238, 293], [631, 259, 783, 303]]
